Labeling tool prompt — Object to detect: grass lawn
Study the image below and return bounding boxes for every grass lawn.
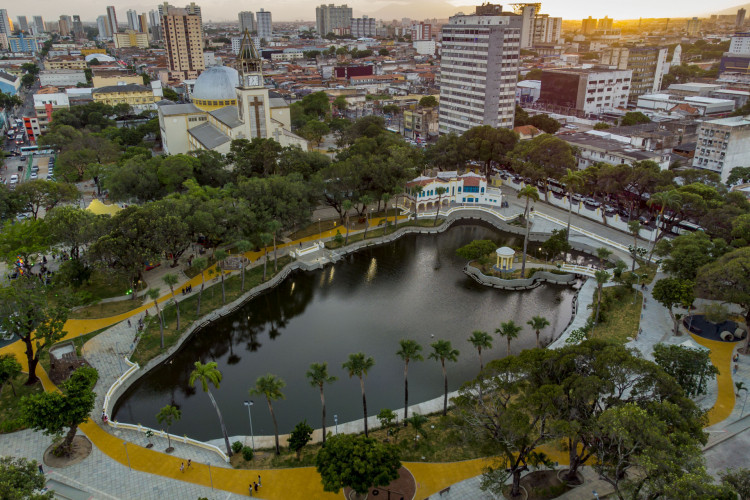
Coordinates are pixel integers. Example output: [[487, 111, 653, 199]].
[[623, 261, 658, 285], [588, 286, 643, 345], [231, 410, 484, 470], [288, 219, 341, 241], [0, 374, 43, 433], [132, 257, 292, 367], [69, 298, 145, 320], [183, 255, 217, 279], [325, 219, 443, 249]]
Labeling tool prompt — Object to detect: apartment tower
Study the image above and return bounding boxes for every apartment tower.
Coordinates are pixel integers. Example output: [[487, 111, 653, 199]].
[[316, 4, 352, 37], [163, 6, 204, 80]]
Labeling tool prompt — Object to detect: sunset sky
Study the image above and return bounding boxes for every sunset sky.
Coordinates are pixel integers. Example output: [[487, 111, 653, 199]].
[[5, 0, 747, 23]]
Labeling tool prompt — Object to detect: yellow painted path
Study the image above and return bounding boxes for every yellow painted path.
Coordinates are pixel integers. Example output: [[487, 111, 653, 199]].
[[689, 333, 738, 426]]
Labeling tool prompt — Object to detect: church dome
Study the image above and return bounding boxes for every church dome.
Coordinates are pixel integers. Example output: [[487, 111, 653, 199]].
[[191, 66, 240, 111]]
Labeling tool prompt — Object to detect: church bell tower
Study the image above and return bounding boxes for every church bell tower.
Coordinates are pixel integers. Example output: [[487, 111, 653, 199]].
[[235, 29, 269, 139], [236, 29, 263, 88]]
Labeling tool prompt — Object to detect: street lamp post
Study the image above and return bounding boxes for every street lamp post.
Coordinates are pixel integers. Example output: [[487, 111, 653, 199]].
[[334, 414, 338, 435], [123, 442, 131, 470], [243, 400, 255, 451], [317, 218, 321, 243]]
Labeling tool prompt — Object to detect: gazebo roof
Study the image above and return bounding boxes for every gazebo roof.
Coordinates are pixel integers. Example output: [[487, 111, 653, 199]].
[[496, 246, 515, 256]]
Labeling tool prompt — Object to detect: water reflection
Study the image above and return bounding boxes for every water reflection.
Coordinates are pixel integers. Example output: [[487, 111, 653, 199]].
[[114, 223, 576, 441]]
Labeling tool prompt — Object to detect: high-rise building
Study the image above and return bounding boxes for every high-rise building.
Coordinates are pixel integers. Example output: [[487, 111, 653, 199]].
[[513, 4, 537, 49], [139, 13, 149, 36], [539, 68, 632, 114], [438, 5, 522, 134], [72, 15, 84, 39], [186, 2, 202, 25], [316, 4, 352, 37], [0, 10, 12, 35], [127, 10, 140, 31], [625, 46, 669, 100], [598, 16, 613, 31], [163, 6, 204, 80], [686, 17, 701, 36], [531, 14, 562, 44], [256, 9, 272, 39], [693, 116, 750, 182], [9, 33, 39, 53], [58, 16, 72, 36], [410, 22, 432, 40], [17, 16, 29, 34], [114, 30, 149, 48], [351, 16, 375, 38], [239, 11, 255, 34], [738, 9, 746, 29], [149, 10, 162, 41], [32, 16, 45, 35], [97, 15, 111, 38], [106, 6, 118, 35], [581, 16, 597, 35]]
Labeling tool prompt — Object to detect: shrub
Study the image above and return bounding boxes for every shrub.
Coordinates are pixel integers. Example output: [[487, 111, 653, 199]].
[[232, 441, 243, 453], [242, 446, 254, 461]]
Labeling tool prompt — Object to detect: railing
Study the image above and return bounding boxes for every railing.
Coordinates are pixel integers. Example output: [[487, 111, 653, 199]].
[[533, 212, 630, 253], [559, 264, 599, 277]]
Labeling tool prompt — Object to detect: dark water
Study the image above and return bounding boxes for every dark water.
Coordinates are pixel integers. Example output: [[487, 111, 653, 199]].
[[114, 223, 576, 441]]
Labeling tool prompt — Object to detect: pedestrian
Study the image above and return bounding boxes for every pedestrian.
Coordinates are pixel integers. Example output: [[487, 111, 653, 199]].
[[180, 462, 184, 473], [187, 459, 191, 469], [258, 475, 261, 487], [734, 364, 739, 375], [733, 353, 740, 363], [38, 464, 44, 475], [254, 482, 258, 492], [127, 319, 131, 328], [249, 484, 253, 496]]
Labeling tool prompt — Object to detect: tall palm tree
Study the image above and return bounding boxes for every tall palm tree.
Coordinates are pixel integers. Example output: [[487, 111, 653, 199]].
[[305, 362, 337, 444], [214, 249, 228, 305], [496, 320, 522, 357], [527, 315, 550, 349], [360, 194, 373, 240], [191, 257, 207, 316], [147, 288, 164, 348], [429, 340, 459, 416], [162, 273, 180, 330], [249, 373, 286, 455], [342, 352, 375, 437], [259, 232, 272, 281], [267, 220, 282, 272], [596, 247, 613, 268], [593, 270, 610, 329], [396, 339, 423, 425], [561, 168, 583, 242], [434, 186, 447, 226], [189, 361, 232, 456], [518, 185, 540, 278], [467, 330, 492, 373], [342, 200, 353, 246], [381, 192, 391, 234], [627, 220, 642, 272], [236, 240, 252, 292]]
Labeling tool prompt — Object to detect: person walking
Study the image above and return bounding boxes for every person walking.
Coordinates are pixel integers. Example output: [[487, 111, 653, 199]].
[[248, 484, 253, 496], [187, 459, 191, 469], [257, 475, 261, 487], [253, 482, 258, 492], [180, 462, 184, 473]]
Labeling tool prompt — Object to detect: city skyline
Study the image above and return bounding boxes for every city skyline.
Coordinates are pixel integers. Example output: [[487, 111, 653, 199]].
[[2, 0, 749, 25]]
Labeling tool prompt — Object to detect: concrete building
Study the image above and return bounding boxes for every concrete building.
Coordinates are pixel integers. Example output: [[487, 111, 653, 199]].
[[58, 16, 72, 37], [532, 15, 562, 44], [516, 80, 541, 104], [411, 22, 432, 40], [351, 16, 375, 38], [149, 11, 161, 41], [92, 83, 159, 112], [16, 16, 28, 34], [438, 6, 522, 134], [598, 16, 613, 30], [45, 58, 87, 70], [729, 32, 750, 55], [97, 16, 110, 39], [72, 16, 84, 39], [106, 6, 118, 35], [256, 9, 272, 40], [0, 10, 12, 36], [581, 16, 597, 35], [721, 32, 750, 75], [163, 6, 205, 80], [139, 13, 149, 38], [33, 92, 70, 132], [413, 40, 436, 55], [316, 4, 352, 36], [114, 31, 150, 49], [238, 11, 255, 34], [8, 34, 39, 53], [92, 71, 142, 88], [402, 106, 438, 141], [127, 10, 140, 31], [405, 171, 503, 212], [39, 70, 87, 87], [32, 16, 46, 35], [636, 93, 735, 116], [686, 17, 701, 36], [539, 68, 632, 115], [513, 4, 537, 49], [563, 131, 671, 170], [738, 9, 746, 28], [603, 46, 668, 101], [0, 71, 21, 96], [693, 116, 750, 182]]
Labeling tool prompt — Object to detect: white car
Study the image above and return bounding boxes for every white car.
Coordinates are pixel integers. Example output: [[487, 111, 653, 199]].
[[9, 174, 18, 184], [30, 172, 38, 180]]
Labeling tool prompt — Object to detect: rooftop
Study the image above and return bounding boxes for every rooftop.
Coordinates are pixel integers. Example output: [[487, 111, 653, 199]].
[[188, 122, 231, 150], [208, 106, 242, 129], [159, 103, 202, 116], [93, 84, 151, 94]]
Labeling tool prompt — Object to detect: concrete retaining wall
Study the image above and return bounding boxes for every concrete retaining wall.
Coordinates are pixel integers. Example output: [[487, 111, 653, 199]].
[[464, 264, 578, 290]]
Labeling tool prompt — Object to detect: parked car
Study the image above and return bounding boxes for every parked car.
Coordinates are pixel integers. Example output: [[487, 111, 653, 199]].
[[30, 172, 37, 180], [9, 174, 18, 184]]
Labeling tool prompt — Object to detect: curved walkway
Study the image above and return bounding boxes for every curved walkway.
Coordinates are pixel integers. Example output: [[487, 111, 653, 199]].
[[0, 208, 744, 499]]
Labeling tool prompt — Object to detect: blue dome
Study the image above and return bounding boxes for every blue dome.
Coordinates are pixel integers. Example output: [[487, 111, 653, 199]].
[[192, 66, 239, 100]]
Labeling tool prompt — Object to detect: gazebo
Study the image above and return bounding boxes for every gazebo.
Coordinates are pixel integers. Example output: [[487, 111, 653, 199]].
[[494, 247, 515, 272]]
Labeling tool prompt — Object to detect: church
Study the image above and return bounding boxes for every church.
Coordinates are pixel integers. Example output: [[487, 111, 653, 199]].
[[158, 31, 308, 155]]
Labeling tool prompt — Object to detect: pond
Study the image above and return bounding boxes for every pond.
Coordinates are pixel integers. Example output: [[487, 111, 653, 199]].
[[113, 223, 577, 441]]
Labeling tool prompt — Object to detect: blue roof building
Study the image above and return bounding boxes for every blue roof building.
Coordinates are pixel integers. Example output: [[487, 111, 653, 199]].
[[9, 34, 40, 53]]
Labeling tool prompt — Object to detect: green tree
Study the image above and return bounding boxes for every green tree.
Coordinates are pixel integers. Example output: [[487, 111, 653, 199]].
[[627, 220, 642, 272], [429, 340, 459, 416], [526, 315, 550, 349], [395, 339, 423, 425], [342, 352, 375, 437], [20, 366, 98, 456], [315, 434, 401, 495], [561, 168, 583, 240], [0, 219, 50, 267], [656, 231, 726, 281], [0, 456, 52, 500], [517, 185, 540, 277], [418, 95, 437, 107], [155, 404, 181, 452], [0, 354, 22, 396], [191, 257, 208, 316], [463, 125, 518, 179], [467, 330, 493, 373], [433, 187, 447, 226], [593, 270, 610, 327], [214, 249, 228, 305], [146, 288, 165, 349], [720, 468, 750, 500], [162, 273, 181, 330], [188, 361, 233, 457], [540, 229, 571, 262], [593, 122, 611, 130], [652, 278, 695, 335], [288, 420, 314, 460], [306, 362, 337, 444], [620, 111, 651, 126], [249, 374, 286, 455], [496, 320, 522, 357], [332, 95, 348, 111], [162, 88, 179, 101], [653, 344, 719, 398], [404, 413, 428, 445], [455, 239, 496, 261], [727, 166, 750, 186], [300, 120, 330, 146]]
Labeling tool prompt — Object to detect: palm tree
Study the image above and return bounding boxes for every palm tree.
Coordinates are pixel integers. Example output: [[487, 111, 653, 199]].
[[496, 320, 522, 357], [396, 339, 423, 425], [467, 330, 492, 373], [527, 315, 550, 349], [434, 186, 447, 226], [593, 270, 610, 329], [189, 361, 232, 456], [305, 362, 337, 444], [267, 220, 282, 272], [342, 199, 353, 246], [381, 192, 391, 234], [627, 220, 642, 272], [647, 190, 682, 254], [155, 404, 181, 453], [259, 232, 272, 281], [249, 374, 286, 455], [360, 194, 373, 240], [191, 257, 208, 316], [429, 340, 459, 416], [162, 273, 180, 330], [342, 352, 375, 437], [236, 240, 252, 292], [405, 413, 428, 447], [214, 249, 228, 304], [518, 185, 540, 278], [596, 247, 612, 268], [561, 168, 583, 242], [147, 288, 164, 349]]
